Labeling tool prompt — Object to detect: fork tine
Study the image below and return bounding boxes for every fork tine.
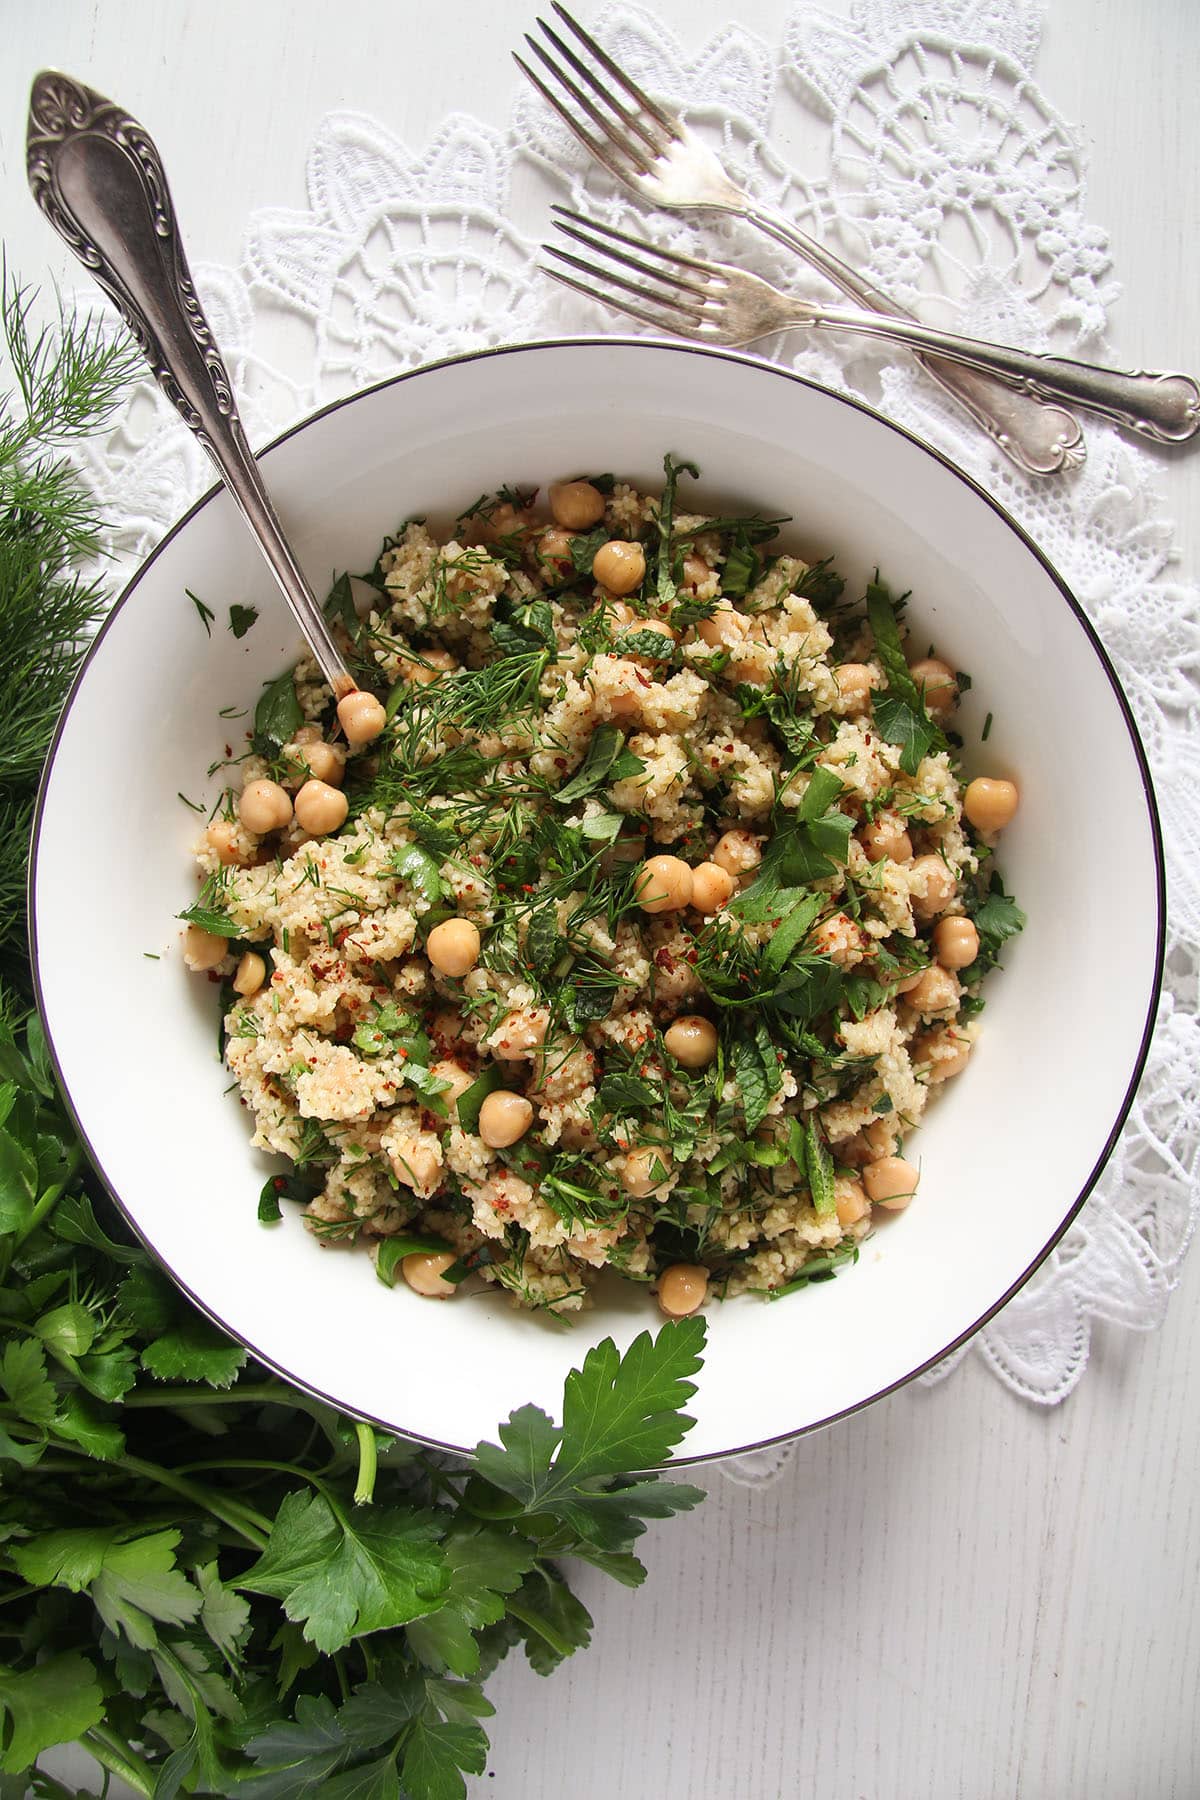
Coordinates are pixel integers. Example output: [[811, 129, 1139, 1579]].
[[513, 53, 638, 190], [523, 36, 654, 176], [534, 15, 667, 160], [550, 2, 681, 141], [543, 244, 705, 328], [552, 214, 711, 302], [552, 206, 720, 281], [540, 263, 698, 338]]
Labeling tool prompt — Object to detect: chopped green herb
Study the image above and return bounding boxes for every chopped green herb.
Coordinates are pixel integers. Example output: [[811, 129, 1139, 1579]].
[[187, 588, 215, 635], [228, 602, 258, 639]]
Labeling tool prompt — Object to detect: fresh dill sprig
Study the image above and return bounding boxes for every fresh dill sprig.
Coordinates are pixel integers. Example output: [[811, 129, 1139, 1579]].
[[0, 267, 137, 1002]]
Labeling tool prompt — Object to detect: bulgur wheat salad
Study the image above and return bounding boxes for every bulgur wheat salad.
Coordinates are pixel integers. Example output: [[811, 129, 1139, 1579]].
[[180, 457, 1024, 1318]]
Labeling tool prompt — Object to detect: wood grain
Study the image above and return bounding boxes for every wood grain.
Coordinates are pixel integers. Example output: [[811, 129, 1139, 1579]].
[[4, 3, 1196, 1796]]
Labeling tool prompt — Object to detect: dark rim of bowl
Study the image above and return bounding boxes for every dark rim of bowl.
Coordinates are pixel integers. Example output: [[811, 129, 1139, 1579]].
[[29, 338, 1167, 1467]]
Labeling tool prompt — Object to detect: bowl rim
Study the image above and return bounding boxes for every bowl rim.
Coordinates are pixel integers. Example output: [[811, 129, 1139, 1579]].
[[29, 337, 1167, 1465]]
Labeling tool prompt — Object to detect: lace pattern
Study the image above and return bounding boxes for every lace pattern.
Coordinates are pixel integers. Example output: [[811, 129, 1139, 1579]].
[[70, 0, 1199, 1481]]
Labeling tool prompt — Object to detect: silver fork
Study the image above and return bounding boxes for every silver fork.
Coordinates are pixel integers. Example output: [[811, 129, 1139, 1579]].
[[516, 3, 1090, 476], [543, 211, 1200, 446]]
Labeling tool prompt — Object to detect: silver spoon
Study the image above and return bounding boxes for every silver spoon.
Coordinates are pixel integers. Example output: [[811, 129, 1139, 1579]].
[[26, 71, 386, 746]]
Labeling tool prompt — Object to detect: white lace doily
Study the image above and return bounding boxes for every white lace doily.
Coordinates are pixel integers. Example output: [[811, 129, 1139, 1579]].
[[73, 0, 1199, 1481]]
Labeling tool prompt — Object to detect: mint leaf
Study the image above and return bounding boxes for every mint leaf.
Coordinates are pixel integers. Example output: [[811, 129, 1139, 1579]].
[[0, 1651, 104, 1773], [556, 724, 624, 803], [236, 1491, 448, 1653], [803, 1118, 836, 1217], [525, 906, 563, 976], [730, 1031, 780, 1133]]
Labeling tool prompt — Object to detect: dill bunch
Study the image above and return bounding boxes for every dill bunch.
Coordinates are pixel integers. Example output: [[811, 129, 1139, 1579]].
[[0, 264, 137, 1000]]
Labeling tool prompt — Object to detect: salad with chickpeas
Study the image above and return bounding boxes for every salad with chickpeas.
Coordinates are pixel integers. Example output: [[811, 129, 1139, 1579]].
[[180, 456, 1023, 1316]]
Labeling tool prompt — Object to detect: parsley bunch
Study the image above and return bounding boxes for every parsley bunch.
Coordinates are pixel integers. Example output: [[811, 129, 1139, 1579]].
[[0, 274, 709, 1794]]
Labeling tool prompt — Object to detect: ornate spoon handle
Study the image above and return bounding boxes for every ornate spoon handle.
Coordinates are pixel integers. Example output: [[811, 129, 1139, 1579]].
[[26, 71, 356, 699]]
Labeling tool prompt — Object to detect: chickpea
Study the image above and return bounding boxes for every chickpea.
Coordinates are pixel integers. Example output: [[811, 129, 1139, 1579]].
[[664, 1015, 718, 1069], [238, 778, 293, 835], [680, 553, 711, 593], [389, 1134, 443, 1194], [478, 1090, 534, 1149], [621, 1145, 672, 1197], [908, 656, 958, 716], [205, 819, 245, 865], [964, 777, 1019, 833], [606, 682, 646, 727], [910, 854, 957, 920], [337, 689, 387, 746], [538, 526, 574, 568], [635, 854, 693, 914], [294, 723, 321, 746], [431, 1059, 475, 1117], [490, 1008, 549, 1056], [233, 950, 267, 997], [903, 964, 960, 1017], [402, 651, 460, 684], [835, 1176, 870, 1227], [298, 739, 345, 786], [863, 1155, 920, 1211], [182, 924, 227, 972], [549, 479, 606, 530], [811, 911, 866, 967], [657, 1263, 708, 1318], [690, 861, 736, 915], [592, 539, 646, 596], [917, 1028, 972, 1083], [294, 778, 349, 837], [934, 915, 980, 970], [426, 918, 481, 979], [698, 603, 750, 649], [835, 662, 874, 716], [712, 830, 762, 878], [861, 813, 913, 864], [401, 1251, 458, 1299]]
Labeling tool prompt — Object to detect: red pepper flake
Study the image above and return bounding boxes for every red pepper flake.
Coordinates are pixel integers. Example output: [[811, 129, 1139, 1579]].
[[273, 1176, 287, 1191], [206, 971, 222, 984], [654, 947, 676, 972], [554, 756, 568, 769], [224, 743, 233, 757], [522, 884, 535, 894], [725, 743, 735, 752]]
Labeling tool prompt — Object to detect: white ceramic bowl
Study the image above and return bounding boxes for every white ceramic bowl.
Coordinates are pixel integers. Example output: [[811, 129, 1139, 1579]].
[[32, 341, 1163, 1463]]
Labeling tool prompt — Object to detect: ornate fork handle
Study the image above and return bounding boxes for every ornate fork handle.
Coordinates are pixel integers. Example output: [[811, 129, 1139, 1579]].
[[26, 70, 355, 698], [773, 286, 1200, 445], [743, 204, 1100, 470]]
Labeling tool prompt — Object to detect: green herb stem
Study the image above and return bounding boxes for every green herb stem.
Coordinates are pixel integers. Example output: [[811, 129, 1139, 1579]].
[[353, 1419, 378, 1505], [82, 1725, 157, 1799], [107, 1451, 272, 1548]]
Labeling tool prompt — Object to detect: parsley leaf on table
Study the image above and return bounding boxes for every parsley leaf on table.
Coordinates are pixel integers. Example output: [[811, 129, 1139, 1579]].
[[236, 1491, 449, 1653]]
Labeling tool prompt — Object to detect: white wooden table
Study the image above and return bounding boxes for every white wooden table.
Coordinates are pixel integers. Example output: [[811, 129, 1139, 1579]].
[[3, 3, 1198, 1795]]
